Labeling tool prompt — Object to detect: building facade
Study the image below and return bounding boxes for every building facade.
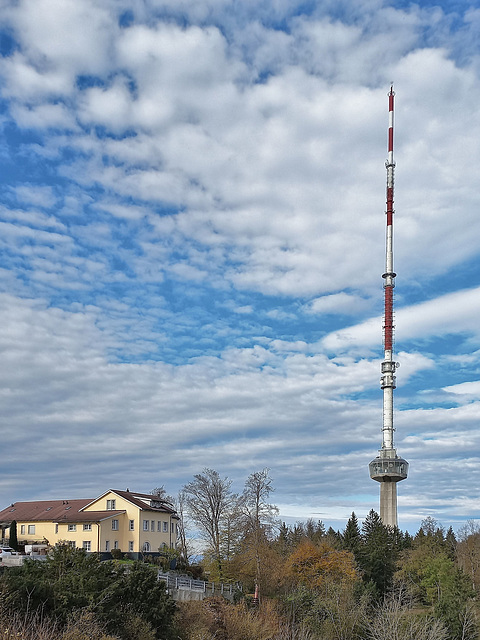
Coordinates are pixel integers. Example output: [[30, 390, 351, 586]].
[[0, 489, 179, 557]]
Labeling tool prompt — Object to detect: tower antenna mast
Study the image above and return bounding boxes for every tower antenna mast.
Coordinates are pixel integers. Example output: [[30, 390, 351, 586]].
[[369, 85, 408, 528]]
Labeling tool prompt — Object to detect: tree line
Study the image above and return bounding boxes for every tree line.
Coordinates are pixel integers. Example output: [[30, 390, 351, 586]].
[[2, 468, 480, 640], [174, 468, 480, 640]]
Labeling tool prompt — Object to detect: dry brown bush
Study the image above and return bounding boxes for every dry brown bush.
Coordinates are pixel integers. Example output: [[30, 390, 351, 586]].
[[223, 599, 281, 640], [60, 610, 119, 640], [176, 596, 284, 640], [0, 601, 58, 640], [272, 623, 316, 640], [0, 615, 56, 640], [0, 603, 119, 640]]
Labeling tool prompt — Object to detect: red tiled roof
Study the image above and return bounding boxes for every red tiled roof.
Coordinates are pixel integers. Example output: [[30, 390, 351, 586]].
[[0, 490, 178, 524], [0, 499, 125, 524]]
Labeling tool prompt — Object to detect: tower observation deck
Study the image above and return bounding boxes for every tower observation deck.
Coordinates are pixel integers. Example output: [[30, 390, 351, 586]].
[[369, 86, 408, 528]]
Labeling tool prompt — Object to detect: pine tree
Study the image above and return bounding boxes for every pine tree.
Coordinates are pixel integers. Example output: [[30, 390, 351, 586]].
[[325, 526, 342, 548], [403, 530, 413, 549], [342, 512, 361, 557], [9, 520, 18, 550], [303, 518, 326, 544], [276, 521, 291, 555], [359, 509, 396, 596], [444, 525, 457, 561]]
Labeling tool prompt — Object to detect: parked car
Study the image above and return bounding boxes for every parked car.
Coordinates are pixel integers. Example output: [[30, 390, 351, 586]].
[[0, 547, 15, 558]]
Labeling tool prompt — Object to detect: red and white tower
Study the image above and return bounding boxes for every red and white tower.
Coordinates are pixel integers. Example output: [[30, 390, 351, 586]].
[[369, 86, 408, 528]]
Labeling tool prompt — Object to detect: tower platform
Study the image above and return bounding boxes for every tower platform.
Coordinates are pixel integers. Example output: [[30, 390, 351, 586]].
[[369, 452, 408, 483]]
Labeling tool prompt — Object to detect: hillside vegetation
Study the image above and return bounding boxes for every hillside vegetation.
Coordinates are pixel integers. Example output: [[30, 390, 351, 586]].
[[1, 470, 480, 639]]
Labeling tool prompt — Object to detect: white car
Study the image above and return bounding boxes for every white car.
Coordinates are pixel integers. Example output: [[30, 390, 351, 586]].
[[0, 547, 15, 558]]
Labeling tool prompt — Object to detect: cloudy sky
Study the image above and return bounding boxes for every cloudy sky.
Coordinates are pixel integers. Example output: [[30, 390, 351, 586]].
[[1, 0, 480, 534]]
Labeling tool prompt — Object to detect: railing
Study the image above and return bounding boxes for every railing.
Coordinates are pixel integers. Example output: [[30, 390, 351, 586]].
[[157, 571, 240, 596]]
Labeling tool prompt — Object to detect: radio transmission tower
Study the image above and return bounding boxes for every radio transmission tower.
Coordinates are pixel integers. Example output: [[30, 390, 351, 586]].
[[369, 86, 408, 528]]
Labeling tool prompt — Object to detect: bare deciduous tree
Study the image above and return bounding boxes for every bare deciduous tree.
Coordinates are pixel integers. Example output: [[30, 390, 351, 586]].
[[175, 488, 195, 565], [150, 485, 174, 504], [241, 468, 279, 594], [183, 468, 235, 578], [457, 520, 480, 592], [364, 587, 448, 640]]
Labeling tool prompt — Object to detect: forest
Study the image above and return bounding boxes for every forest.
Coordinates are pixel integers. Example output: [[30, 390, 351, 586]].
[[1, 468, 480, 640]]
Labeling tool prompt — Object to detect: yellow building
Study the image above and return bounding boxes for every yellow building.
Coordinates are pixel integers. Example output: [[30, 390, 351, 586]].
[[0, 489, 179, 558]]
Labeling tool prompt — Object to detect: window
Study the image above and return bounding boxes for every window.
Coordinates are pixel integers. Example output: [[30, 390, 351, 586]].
[[157, 521, 161, 532], [112, 519, 119, 531], [129, 520, 134, 531], [55, 524, 59, 534], [151, 520, 155, 532], [68, 541, 76, 548], [28, 525, 35, 535], [105, 541, 110, 552], [68, 524, 76, 532], [163, 521, 168, 532], [171, 522, 174, 533], [114, 540, 119, 550], [83, 541, 91, 551], [20, 525, 25, 535], [143, 520, 149, 531], [143, 542, 150, 552], [129, 541, 134, 552], [107, 499, 116, 510], [83, 523, 92, 531]]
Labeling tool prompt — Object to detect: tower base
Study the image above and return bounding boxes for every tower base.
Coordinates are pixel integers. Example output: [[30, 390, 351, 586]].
[[380, 481, 397, 528]]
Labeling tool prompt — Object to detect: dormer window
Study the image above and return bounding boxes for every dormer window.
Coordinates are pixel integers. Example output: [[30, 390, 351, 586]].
[[107, 499, 116, 510]]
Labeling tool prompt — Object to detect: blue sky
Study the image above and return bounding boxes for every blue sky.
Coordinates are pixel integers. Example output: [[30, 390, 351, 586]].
[[1, 0, 480, 534]]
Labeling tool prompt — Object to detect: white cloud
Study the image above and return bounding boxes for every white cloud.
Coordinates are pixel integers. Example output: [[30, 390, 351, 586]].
[[1, 0, 480, 532], [12, 185, 57, 209], [233, 305, 253, 314], [306, 292, 370, 315], [443, 380, 480, 398], [11, 102, 77, 130], [323, 286, 480, 353]]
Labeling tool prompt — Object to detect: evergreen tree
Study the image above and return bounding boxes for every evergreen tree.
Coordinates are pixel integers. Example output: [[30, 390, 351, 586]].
[[275, 521, 291, 556], [359, 509, 397, 596], [342, 512, 361, 557], [290, 523, 307, 548], [325, 526, 342, 548], [1, 544, 176, 639], [416, 516, 447, 551], [444, 525, 457, 561], [397, 520, 476, 639], [403, 530, 413, 549], [302, 518, 326, 544], [9, 520, 18, 550]]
